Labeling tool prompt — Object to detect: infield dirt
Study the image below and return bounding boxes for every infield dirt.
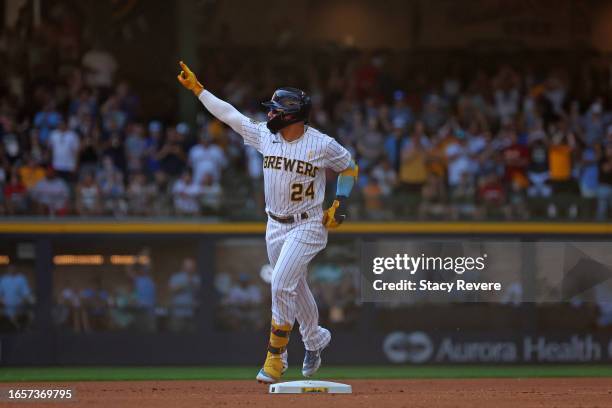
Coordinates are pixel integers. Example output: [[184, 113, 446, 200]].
[[7, 378, 611, 407]]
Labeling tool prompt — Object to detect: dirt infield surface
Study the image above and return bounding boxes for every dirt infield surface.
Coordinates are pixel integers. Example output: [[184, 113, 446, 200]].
[[4, 378, 611, 408]]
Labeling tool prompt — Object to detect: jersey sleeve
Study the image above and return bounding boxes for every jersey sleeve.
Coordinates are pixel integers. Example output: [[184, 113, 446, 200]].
[[324, 137, 352, 172], [239, 117, 264, 153], [197, 90, 264, 153]]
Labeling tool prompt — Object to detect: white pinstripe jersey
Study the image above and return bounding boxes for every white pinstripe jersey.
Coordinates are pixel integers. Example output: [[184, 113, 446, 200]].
[[239, 117, 351, 217]]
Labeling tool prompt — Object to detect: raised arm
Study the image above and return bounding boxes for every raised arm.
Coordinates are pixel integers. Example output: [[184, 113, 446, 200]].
[[177, 61, 245, 133], [197, 90, 245, 134], [177, 61, 261, 150]]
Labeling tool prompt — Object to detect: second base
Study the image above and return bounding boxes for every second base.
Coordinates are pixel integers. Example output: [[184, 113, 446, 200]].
[[269, 380, 352, 394]]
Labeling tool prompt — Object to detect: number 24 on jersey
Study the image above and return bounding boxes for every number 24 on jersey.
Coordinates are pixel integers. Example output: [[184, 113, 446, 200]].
[[291, 182, 314, 201]]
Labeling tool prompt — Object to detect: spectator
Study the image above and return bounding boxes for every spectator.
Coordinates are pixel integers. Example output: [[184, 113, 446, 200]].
[[548, 129, 575, 185], [188, 133, 227, 185], [4, 171, 28, 214], [27, 130, 47, 165], [115, 81, 140, 120], [152, 170, 170, 215], [582, 102, 605, 147], [127, 264, 156, 331], [362, 173, 384, 219], [1, 118, 21, 164], [543, 74, 567, 116], [18, 155, 45, 191], [56, 281, 88, 332], [129, 264, 156, 308], [445, 130, 476, 191], [389, 91, 414, 128], [33, 101, 62, 144], [370, 159, 396, 197], [505, 179, 528, 220], [48, 119, 80, 182], [421, 94, 446, 132], [384, 118, 408, 171], [357, 116, 385, 169], [157, 127, 186, 178], [493, 67, 520, 121], [79, 277, 110, 331], [596, 143, 612, 220], [102, 131, 127, 173], [199, 174, 222, 215], [168, 258, 201, 332], [144, 121, 163, 176], [30, 168, 70, 216], [418, 174, 447, 219], [127, 172, 156, 216], [578, 146, 599, 199], [124, 123, 147, 174], [222, 274, 263, 330], [548, 129, 577, 218], [69, 87, 97, 119], [501, 129, 529, 189], [172, 170, 201, 216], [450, 172, 476, 219], [398, 128, 429, 191], [75, 172, 101, 216], [78, 133, 100, 176], [527, 130, 552, 198], [478, 173, 505, 218], [109, 283, 137, 330], [97, 155, 122, 187], [0, 265, 33, 328], [97, 156, 126, 216]]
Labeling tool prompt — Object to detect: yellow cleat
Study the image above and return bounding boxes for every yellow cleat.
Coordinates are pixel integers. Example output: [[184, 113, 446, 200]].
[[256, 322, 292, 384], [256, 352, 284, 383]]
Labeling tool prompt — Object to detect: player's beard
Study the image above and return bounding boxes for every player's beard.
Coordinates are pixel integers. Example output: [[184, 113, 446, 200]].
[[266, 112, 299, 134]]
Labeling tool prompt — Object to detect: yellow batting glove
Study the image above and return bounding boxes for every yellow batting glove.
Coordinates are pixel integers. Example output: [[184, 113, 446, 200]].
[[177, 60, 204, 96], [322, 199, 346, 229]]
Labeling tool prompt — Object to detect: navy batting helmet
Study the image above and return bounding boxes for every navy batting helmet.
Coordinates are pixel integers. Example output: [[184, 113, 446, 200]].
[[262, 87, 311, 133]]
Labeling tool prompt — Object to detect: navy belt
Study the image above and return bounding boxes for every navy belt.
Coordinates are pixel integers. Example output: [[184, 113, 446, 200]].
[[268, 212, 309, 224]]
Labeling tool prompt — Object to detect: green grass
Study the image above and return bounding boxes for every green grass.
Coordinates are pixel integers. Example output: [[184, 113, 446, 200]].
[[1, 366, 612, 382]]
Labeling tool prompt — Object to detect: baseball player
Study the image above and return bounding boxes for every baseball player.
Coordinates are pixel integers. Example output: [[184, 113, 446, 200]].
[[177, 61, 358, 383]]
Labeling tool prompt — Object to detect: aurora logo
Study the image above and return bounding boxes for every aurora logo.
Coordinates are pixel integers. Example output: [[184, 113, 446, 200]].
[[383, 331, 433, 363]]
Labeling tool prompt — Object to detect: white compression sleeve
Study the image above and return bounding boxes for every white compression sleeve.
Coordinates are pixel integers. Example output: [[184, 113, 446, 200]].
[[197, 90, 245, 134]]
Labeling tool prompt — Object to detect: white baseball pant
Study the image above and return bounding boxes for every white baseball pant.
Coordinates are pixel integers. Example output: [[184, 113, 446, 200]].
[[266, 216, 331, 351]]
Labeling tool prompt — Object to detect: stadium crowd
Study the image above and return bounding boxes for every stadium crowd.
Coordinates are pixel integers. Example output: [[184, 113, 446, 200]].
[[2, 12, 612, 220], [54, 254, 202, 333]]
